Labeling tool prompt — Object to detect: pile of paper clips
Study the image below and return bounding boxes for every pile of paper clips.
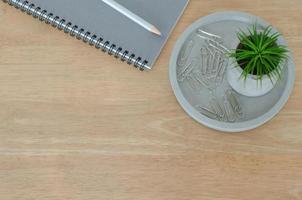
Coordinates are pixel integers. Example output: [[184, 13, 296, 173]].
[[196, 89, 243, 122], [177, 29, 243, 122]]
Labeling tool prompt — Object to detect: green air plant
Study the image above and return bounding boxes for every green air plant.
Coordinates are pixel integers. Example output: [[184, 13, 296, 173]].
[[229, 24, 288, 83]]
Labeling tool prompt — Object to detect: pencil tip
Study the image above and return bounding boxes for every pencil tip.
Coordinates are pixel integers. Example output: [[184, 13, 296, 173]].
[[151, 26, 162, 36]]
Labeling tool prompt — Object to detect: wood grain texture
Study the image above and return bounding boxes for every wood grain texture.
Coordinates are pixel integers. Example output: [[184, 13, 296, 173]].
[[0, 1, 301, 199]]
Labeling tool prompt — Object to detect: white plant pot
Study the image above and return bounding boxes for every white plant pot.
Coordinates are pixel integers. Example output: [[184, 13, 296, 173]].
[[227, 32, 284, 97], [227, 63, 279, 97]]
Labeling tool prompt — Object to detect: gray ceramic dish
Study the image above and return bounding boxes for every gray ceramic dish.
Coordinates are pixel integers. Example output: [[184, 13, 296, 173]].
[[169, 11, 295, 132]]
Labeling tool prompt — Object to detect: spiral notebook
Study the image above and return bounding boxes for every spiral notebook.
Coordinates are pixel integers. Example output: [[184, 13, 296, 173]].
[[4, 0, 189, 70]]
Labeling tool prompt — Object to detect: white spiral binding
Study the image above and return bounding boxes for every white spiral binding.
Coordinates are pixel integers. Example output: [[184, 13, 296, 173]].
[[3, 0, 149, 70]]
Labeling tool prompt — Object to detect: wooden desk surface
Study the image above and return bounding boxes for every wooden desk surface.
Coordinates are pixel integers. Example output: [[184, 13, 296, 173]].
[[0, 1, 301, 199]]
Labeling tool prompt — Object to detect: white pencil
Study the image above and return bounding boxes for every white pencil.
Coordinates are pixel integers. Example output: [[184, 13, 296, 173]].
[[102, 0, 162, 36]]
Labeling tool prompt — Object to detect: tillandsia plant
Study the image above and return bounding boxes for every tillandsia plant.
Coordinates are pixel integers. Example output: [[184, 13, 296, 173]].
[[229, 24, 288, 83]]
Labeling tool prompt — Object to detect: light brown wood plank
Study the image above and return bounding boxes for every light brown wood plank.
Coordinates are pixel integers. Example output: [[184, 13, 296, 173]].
[[0, 1, 302, 199]]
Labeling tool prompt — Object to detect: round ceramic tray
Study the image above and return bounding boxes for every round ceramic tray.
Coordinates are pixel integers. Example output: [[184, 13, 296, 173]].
[[169, 11, 295, 132]]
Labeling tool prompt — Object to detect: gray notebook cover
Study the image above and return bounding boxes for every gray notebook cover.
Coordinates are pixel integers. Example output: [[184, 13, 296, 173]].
[[28, 0, 190, 69]]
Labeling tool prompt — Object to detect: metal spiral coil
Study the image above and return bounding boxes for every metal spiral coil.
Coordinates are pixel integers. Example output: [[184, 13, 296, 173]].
[[3, 0, 149, 70]]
